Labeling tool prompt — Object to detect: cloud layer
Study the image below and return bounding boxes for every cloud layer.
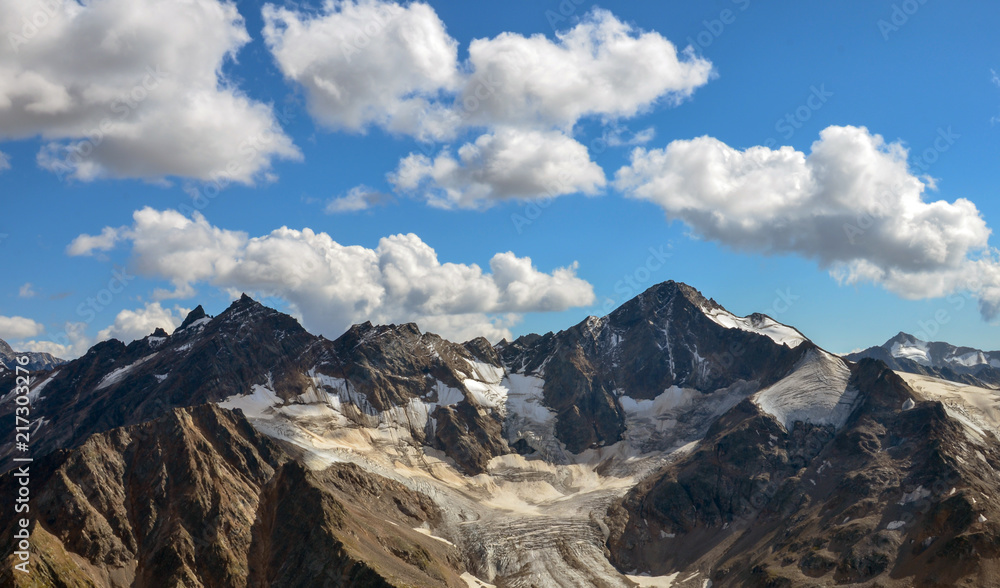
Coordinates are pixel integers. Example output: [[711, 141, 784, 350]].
[[615, 125, 1000, 317], [391, 128, 606, 209], [263, 2, 711, 206], [1, 0, 299, 182], [262, 0, 460, 140], [69, 207, 596, 341], [97, 302, 188, 343], [458, 10, 712, 130], [0, 315, 44, 340]]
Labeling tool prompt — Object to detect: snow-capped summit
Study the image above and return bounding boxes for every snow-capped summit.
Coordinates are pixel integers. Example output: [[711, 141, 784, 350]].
[[848, 332, 1000, 388]]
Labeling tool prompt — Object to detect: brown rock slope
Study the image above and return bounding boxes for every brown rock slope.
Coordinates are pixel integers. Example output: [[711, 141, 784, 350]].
[[0, 405, 468, 587], [607, 359, 1000, 587]]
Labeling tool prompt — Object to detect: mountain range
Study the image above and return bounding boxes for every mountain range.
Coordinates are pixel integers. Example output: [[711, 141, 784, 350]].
[[2, 281, 998, 587], [0, 338, 63, 373], [847, 332, 1000, 389]]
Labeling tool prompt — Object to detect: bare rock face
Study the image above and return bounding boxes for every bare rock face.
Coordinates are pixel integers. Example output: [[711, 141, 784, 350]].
[[500, 281, 804, 453], [1, 404, 286, 587], [0, 405, 468, 587], [607, 359, 1000, 587], [249, 462, 466, 588]]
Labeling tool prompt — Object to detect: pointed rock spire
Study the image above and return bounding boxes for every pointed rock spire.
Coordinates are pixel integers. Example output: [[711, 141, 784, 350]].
[[178, 305, 208, 331]]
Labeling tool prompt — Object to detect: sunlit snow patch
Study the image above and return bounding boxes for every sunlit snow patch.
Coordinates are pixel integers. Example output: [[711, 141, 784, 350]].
[[95, 354, 159, 390], [460, 572, 496, 588], [28, 370, 59, 402], [625, 572, 680, 587], [752, 349, 859, 431], [463, 359, 508, 413], [700, 307, 807, 347], [890, 339, 931, 366]]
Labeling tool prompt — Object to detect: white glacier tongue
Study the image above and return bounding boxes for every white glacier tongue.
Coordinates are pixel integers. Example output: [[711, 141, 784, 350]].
[[699, 306, 807, 348], [752, 349, 859, 431], [895, 371, 1000, 443]]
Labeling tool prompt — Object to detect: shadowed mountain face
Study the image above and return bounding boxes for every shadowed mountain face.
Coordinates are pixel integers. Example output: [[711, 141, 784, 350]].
[[847, 332, 1000, 388], [2, 281, 999, 587]]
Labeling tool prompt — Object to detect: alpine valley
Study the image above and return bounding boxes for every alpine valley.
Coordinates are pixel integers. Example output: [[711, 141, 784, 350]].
[[2, 281, 999, 588]]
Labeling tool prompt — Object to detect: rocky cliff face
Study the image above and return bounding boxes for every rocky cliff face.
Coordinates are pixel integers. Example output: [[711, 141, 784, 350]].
[[607, 358, 1000, 587], [499, 281, 805, 454]]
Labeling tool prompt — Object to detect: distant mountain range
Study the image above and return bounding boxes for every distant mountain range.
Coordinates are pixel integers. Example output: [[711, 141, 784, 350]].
[[2, 283, 999, 587], [0, 338, 63, 373], [847, 332, 1000, 388]]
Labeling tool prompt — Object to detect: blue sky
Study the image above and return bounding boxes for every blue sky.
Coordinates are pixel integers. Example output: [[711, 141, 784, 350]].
[[2, 0, 1000, 357]]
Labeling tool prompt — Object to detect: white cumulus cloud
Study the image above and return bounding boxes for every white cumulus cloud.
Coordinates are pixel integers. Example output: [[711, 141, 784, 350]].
[[615, 125, 1000, 319], [69, 207, 596, 341], [66, 225, 122, 256], [97, 302, 189, 343], [263, 2, 711, 207], [17, 321, 90, 359], [262, 0, 460, 140], [0, 315, 44, 339], [391, 128, 606, 209], [264, 3, 710, 138], [459, 9, 713, 130], [0, 0, 299, 182], [325, 185, 393, 213], [18, 283, 37, 298]]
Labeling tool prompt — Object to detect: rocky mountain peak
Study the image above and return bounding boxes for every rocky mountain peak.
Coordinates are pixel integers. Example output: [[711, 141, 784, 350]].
[[888, 331, 918, 345], [338, 321, 423, 351], [0, 337, 65, 372], [848, 331, 1000, 388], [617, 280, 713, 315], [226, 292, 266, 314], [210, 294, 308, 341], [177, 304, 208, 330]]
